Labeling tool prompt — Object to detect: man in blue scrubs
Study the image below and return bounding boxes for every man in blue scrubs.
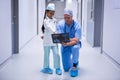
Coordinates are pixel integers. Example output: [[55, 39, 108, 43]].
[[57, 9, 82, 77]]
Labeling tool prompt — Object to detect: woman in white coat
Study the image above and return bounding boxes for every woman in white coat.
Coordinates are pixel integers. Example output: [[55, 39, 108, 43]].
[[41, 3, 62, 75]]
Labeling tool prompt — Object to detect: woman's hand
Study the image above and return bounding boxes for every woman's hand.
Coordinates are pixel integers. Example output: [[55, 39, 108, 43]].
[[53, 32, 57, 34]]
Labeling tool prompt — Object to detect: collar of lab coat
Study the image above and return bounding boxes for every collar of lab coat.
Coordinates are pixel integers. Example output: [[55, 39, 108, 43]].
[[46, 16, 53, 20], [46, 16, 57, 22]]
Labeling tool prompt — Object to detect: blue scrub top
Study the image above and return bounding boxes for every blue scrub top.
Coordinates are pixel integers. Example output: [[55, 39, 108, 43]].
[[57, 20, 82, 45]]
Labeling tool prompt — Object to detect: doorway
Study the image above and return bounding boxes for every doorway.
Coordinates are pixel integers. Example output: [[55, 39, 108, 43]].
[[86, 0, 104, 48], [46, 0, 66, 21], [11, 0, 19, 54]]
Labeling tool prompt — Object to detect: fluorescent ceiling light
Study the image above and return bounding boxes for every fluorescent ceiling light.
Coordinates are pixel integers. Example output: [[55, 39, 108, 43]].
[[68, 0, 72, 3], [60, 0, 64, 2]]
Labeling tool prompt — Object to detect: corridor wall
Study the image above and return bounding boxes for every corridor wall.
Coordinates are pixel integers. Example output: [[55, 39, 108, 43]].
[[19, 0, 45, 49], [103, 0, 120, 65], [0, 0, 12, 64], [38, 0, 45, 34], [19, 0, 37, 49], [0, 0, 46, 65]]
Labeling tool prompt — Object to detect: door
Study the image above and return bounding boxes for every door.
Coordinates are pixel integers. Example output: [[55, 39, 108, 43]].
[[86, 0, 95, 46], [86, 0, 104, 47], [11, 0, 19, 54]]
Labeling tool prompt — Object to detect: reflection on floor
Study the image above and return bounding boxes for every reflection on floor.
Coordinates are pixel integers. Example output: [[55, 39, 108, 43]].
[[0, 36, 120, 80]]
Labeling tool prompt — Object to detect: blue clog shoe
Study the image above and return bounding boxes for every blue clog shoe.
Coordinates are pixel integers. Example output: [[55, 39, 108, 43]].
[[70, 67, 78, 77], [56, 68, 62, 75], [41, 68, 53, 74]]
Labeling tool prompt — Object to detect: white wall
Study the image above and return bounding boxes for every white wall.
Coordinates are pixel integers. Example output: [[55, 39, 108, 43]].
[[38, 0, 45, 34], [19, 0, 37, 49], [103, 0, 120, 64], [0, 0, 12, 64]]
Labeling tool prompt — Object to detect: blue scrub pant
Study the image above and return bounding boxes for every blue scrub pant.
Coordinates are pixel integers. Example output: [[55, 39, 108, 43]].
[[61, 44, 80, 71], [43, 46, 60, 69]]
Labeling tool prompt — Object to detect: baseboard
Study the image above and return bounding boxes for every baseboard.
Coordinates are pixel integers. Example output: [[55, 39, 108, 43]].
[[102, 51, 120, 70], [0, 56, 11, 70]]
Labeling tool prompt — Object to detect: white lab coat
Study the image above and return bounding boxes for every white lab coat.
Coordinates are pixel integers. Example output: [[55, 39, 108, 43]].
[[43, 16, 57, 46]]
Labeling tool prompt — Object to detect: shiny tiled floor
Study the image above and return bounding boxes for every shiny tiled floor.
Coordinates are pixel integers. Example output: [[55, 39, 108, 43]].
[[0, 36, 120, 80]]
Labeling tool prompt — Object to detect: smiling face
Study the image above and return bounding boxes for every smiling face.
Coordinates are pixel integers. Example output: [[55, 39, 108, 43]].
[[64, 14, 73, 25], [46, 10, 55, 19]]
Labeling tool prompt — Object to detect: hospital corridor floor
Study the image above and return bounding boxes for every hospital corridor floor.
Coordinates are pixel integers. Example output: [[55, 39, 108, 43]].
[[0, 35, 120, 80]]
